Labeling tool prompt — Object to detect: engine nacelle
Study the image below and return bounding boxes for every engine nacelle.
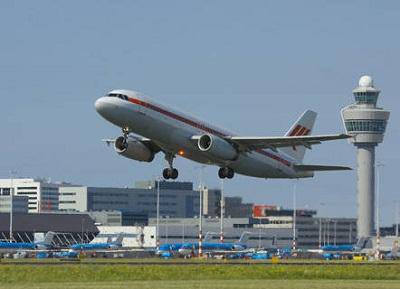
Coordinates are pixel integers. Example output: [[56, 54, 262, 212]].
[[197, 134, 238, 161], [114, 136, 154, 162]]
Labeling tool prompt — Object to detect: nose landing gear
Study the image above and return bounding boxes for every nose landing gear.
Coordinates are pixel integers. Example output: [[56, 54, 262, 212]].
[[218, 167, 234, 179], [163, 152, 179, 180], [121, 127, 131, 143]]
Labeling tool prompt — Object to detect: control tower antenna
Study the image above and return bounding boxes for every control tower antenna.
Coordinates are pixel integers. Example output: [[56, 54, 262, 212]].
[[341, 75, 390, 239]]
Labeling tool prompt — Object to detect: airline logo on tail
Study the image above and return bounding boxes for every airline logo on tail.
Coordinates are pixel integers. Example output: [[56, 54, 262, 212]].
[[288, 124, 311, 151], [289, 125, 311, 137]]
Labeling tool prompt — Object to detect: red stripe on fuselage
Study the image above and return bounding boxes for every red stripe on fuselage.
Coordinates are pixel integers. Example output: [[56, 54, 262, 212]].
[[127, 97, 291, 167]]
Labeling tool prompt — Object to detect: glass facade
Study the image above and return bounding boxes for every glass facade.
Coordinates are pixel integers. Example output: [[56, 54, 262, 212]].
[[353, 92, 378, 104], [345, 119, 386, 133]]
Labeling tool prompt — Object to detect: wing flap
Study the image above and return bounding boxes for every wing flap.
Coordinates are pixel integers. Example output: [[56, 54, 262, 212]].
[[294, 164, 352, 171]]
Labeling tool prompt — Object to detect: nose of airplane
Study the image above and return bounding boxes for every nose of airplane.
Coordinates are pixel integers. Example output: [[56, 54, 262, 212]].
[[95, 97, 107, 115], [95, 96, 122, 125]]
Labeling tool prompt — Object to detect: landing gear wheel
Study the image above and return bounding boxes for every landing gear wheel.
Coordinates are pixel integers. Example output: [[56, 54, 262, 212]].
[[218, 167, 234, 179], [163, 168, 179, 180], [162, 152, 179, 180], [218, 168, 225, 179], [227, 168, 234, 179], [171, 168, 178, 179], [163, 168, 170, 179]]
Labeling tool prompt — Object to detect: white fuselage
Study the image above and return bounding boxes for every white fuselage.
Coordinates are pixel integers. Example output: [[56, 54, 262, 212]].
[[95, 90, 312, 179]]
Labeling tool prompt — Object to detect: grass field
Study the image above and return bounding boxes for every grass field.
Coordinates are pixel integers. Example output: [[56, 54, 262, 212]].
[[0, 261, 399, 289], [1, 280, 400, 289]]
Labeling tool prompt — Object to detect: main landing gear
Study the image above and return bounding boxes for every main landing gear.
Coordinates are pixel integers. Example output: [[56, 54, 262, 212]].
[[163, 153, 179, 180], [218, 167, 234, 179]]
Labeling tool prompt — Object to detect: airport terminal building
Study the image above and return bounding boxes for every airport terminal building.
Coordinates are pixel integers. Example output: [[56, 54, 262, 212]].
[[0, 179, 358, 249], [59, 181, 221, 223], [0, 178, 60, 213], [149, 213, 357, 249]]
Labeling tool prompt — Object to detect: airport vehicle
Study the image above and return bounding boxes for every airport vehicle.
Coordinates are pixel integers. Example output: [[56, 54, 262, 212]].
[[70, 234, 124, 251], [0, 231, 56, 251], [54, 250, 81, 259], [95, 90, 351, 180], [250, 250, 271, 260]]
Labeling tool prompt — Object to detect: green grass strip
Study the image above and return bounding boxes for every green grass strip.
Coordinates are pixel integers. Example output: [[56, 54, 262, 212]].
[[0, 264, 399, 283]]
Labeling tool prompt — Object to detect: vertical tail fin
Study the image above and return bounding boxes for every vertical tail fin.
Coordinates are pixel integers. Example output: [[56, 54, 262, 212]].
[[237, 231, 252, 244], [280, 110, 317, 163], [43, 231, 56, 246], [114, 233, 124, 246]]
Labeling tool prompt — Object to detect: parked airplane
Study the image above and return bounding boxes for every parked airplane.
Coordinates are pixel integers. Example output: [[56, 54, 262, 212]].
[[308, 244, 356, 260], [156, 232, 216, 255], [70, 234, 124, 251], [177, 232, 251, 256], [95, 90, 351, 179], [0, 231, 56, 251]]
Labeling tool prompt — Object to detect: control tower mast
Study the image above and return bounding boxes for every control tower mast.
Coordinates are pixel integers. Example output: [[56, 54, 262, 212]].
[[341, 75, 390, 239]]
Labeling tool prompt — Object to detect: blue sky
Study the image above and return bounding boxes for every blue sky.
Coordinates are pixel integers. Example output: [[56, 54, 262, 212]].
[[1, 1, 399, 225]]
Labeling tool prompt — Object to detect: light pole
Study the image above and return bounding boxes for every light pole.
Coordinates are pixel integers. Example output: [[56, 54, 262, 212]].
[[81, 217, 84, 243], [258, 218, 262, 249], [197, 165, 205, 257], [376, 162, 384, 259], [349, 222, 353, 244], [396, 201, 399, 238], [220, 179, 224, 243], [199, 183, 203, 257], [334, 220, 337, 246], [165, 216, 169, 243], [182, 220, 185, 243], [327, 219, 330, 245], [292, 180, 297, 251], [318, 218, 322, 248], [156, 178, 160, 250], [9, 170, 17, 242]]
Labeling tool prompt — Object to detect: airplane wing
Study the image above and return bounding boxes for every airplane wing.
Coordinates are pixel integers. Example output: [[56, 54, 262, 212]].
[[225, 134, 351, 151], [101, 136, 153, 146], [102, 135, 161, 153]]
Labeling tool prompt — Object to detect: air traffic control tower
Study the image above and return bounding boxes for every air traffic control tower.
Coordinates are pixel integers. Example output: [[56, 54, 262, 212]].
[[341, 75, 390, 239]]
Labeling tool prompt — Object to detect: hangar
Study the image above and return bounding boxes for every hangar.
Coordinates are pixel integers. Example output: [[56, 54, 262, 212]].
[[0, 212, 99, 247]]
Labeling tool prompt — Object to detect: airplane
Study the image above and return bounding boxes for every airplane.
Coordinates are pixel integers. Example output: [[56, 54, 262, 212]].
[[0, 231, 56, 251], [69, 234, 124, 251], [95, 89, 351, 180], [308, 244, 356, 260], [177, 232, 251, 256], [156, 232, 217, 255]]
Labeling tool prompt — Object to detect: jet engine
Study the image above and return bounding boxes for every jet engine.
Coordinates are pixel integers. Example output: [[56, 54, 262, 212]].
[[114, 136, 155, 162], [197, 134, 237, 161]]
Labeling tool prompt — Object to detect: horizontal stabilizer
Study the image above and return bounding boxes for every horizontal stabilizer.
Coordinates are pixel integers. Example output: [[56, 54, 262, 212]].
[[294, 164, 352, 171]]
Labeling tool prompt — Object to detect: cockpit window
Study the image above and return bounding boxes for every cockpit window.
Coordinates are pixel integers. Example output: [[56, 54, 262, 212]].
[[107, 93, 128, 100]]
